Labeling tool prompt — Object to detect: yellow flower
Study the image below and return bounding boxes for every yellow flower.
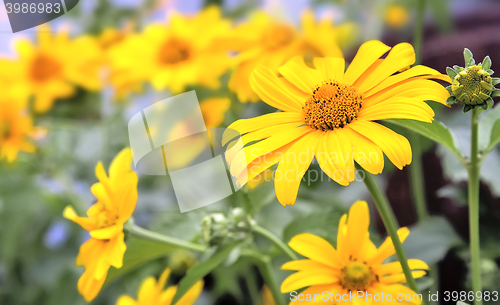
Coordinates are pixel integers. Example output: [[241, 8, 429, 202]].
[[0, 87, 35, 162], [14, 24, 103, 113], [63, 148, 138, 302], [385, 5, 411, 29], [228, 11, 355, 103], [281, 201, 428, 304], [225, 40, 451, 206], [116, 268, 203, 305], [109, 7, 233, 96]]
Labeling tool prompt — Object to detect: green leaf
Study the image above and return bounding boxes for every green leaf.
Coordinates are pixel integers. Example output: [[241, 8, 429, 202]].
[[482, 56, 492, 70], [386, 119, 464, 163], [492, 89, 500, 97], [446, 67, 457, 79], [446, 96, 457, 105], [478, 104, 500, 155], [104, 237, 176, 287], [403, 216, 462, 264], [492, 77, 500, 85], [464, 48, 475, 67], [172, 242, 240, 305], [486, 69, 494, 75]]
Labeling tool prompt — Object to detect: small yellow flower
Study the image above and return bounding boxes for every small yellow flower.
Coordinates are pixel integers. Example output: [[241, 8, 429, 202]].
[[109, 7, 233, 96], [225, 40, 451, 206], [0, 88, 35, 162], [228, 11, 356, 103], [385, 5, 410, 29], [281, 201, 428, 304], [116, 268, 203, 305], [14, 24, 103, 113], [63, 148, 138, 302]]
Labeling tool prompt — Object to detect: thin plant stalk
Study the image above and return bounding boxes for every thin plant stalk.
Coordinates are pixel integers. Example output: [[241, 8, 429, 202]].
[[252, 224, 298, 261]]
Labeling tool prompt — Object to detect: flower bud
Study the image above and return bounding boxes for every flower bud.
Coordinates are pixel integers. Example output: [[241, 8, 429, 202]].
[[201, 213, 229, 247], [168, 250, 197, 274], [446, 48, 500, 112]]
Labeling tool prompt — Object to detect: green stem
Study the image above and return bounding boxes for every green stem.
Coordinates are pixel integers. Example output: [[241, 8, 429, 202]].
[[129, 223, 207, 253], [409, 134, 429, 221], [357, 165, 420, 294], [257, 256, 286, 305], [468, 108, 483, 305], [413, 0, 426, 65], [253, 225, 298, 261]]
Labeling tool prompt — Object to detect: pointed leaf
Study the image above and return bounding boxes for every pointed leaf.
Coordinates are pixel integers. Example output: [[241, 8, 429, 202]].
[[464, 48, 475, 67], [482, 56, 492, 70], [463, 105, 472, 113], [386, 119, 463, 163], [492, 89, 500, 97], [479, 104, 500, 155], [487, 69, 494, 75], [446, 67, 457, 79], [492, 78, 500, 85], [446, 96, 458, 105], [453, 65, 464, 72], [172, 242, 240, 304], [445, 85, 453, 95]]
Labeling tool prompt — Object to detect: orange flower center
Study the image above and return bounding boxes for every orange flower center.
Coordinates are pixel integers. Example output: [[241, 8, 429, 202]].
[[30, 54, 61, 82], [158, 38, 192, 65], [339, 261, 375, 291], [262, 24, 295, 50], [95, 207, 119, 229], [303, 81, 363, 131]]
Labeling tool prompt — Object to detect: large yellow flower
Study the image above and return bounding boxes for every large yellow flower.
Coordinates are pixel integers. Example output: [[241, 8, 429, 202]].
[[116, 268, 203, 305], [63, 148, 138, 301], [225, 40, 451, 206], [0, 86, 35, 162], [282, 201, 428, 305], [14, 25, 103, 113], [109, 7, 233, 96], [228, 11, 356, 103]]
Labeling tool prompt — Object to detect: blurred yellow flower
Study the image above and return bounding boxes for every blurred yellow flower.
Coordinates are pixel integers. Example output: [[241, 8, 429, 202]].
[[200, 97, 231, 129], [63, 148, 138, 302], [247, 168, 273, 190], [109, 7, 233, 97], [0, 87, 35, 162], [385, 5, 410, 29], [225, 40, 451, 206], [116, 268, 203, 305], [281, 201, 428, 304], [228, 11, 357, 103], [14, 25, 103, 113]]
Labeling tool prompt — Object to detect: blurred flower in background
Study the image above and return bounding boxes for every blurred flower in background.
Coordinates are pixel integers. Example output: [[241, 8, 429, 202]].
[[384, 4, 410, 29]]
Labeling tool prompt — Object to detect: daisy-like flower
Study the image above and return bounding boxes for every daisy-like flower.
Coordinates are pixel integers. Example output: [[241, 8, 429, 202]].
[[225, 40, 451, 206], [116, 268, 203, 305], [281, 200, 428, 304], [0, 88, 36, 162], [63, 148, 138, 302], [13, 25, 103, 113], [228, 11, 356, 103], [109, 7, 233, 96]]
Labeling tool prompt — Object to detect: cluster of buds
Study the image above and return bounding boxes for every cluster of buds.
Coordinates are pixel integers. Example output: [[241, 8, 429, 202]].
[[446, 48, 500, 112], [201, 208, 254, 247]]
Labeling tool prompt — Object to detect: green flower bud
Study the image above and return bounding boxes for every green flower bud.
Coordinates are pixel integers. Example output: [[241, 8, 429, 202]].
[[168, 250, 197, 274], [228, 208, 253, 241], [446, 48, 500, 112], [201, 213, 228, 247]]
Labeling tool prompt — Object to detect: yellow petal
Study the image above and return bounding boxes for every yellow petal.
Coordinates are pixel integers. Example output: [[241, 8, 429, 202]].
[[77, 268, 107, 302], [356, 42, 415, 93], [137, 277, 159, 304], [90, 224, 123, 240], [157, 268, 171, 292], [63, 206, 96, 231], [281, 269, 338, 293], [116, 295, 138, 305], [223, 112, 304, 146], [367, 227, 410, 265], [278, 56, 322, 93], [176, 280, 203, 305], [376, 259, 429, 276], [346, 201, 370, 259], [380, 271, 427, 284], [289, 284, 344, 304], [109, 148, 133, 178], [358, 97, 435, 123], [343, 40, 391, 85], [106, 233, 126, 269], [281, 259, 332, 271], [274, 131, 321, 206], [336, 214, 348, 262], [288, 233, 342, 269], [250, 65, 305, 112], [341, 127, 384, 175], [348, 120, 411, 170], [313, 57, 345, 83]]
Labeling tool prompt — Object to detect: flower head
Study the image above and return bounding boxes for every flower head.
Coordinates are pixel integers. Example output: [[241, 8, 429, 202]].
[[281, 201, 428, 304], [63, 148, 138, 301], [385, 5, 410, 29], [116, 268, 203, 305], [109, 7, 233, 96], [446, 48, 500, 112], [224, 40, 451, 206], [14, 24, 103, 112], [228, 11, 356, 103]]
